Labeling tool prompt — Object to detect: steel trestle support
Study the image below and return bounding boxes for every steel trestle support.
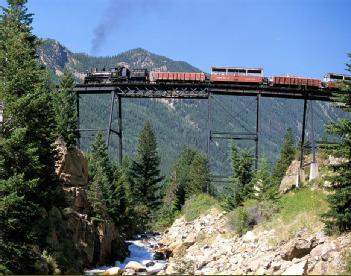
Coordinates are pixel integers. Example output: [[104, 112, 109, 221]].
[[208, 93, 261, 184]]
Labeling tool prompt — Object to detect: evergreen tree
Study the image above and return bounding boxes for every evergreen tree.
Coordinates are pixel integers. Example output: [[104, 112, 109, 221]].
[[0, 1, 58, 273], [271, 128, 296, 188], [322, 54, 351, 234], [161, 148, 213, 212], [250, 158, 272, 200], [108, 163, 128, 224], [173, 148, 196, 208], [54, 67, 78, 149], [88, 133, 126, 223], [89, 132, 111, 177], [223, 144, 254, 210], [187, 153, 211, 195], [87, 164, 108, 219], [129, 122, 164, 216]]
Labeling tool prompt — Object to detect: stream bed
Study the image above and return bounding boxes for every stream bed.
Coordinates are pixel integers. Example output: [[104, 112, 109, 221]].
[[85, 234, 167, 275]]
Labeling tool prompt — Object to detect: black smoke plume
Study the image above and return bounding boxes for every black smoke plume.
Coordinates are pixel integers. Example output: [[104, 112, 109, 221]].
[[91, 0, 165, 55]]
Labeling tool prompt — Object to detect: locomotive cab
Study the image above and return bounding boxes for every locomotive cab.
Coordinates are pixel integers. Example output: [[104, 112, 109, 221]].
[[110, 66, 130, 82]]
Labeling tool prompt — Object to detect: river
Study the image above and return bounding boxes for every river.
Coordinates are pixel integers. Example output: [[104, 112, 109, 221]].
[[85, 234, 167, 275]]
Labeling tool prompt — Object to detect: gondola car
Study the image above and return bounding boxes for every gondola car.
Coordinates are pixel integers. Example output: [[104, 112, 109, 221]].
[[271, 76, 321, 88], [210, 67, 264, 84], [150, 71, 206, 83], [323, 73, 351, 89]]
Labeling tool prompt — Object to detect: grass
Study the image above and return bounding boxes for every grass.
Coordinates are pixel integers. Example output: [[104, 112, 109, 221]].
[[342, 250, 351, 275], [182, 193, 221, 222], [258, 187, 329, 245]]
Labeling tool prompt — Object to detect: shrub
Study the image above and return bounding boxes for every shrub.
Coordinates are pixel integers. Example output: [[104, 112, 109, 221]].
[[0, 264, 12, 275], [182, 194, 220, 222], [226, 199, 278, 236], [246, 200, 278, 225], [42, 250, 60, 275], [227, 207, 255, 236], [151, 204, 180, 231], [343, 251, 351, 275]]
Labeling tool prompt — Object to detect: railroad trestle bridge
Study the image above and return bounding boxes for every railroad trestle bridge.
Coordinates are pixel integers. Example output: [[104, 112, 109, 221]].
[[73, 82, 339, 185]]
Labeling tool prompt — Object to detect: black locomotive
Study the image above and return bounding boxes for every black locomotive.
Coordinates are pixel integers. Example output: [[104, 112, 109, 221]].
[[84, 66, 148, 84]]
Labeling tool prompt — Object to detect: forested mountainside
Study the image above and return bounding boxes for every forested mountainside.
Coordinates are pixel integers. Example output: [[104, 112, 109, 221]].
[[38, 39, 343, 175]]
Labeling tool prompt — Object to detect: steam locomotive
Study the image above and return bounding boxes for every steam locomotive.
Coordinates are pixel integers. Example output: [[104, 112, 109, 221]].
[[84, 66, 350, 90]]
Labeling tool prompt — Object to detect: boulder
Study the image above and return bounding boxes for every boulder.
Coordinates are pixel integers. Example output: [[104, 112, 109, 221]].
[[125, 261, 147, 272], [102, 267, 122, 275], [279, 160, 300, 194], [242, 231, 258, 243], [281, 238, 317, 261], [309, 242, 336, 261], [55, 137, 88, 187], [183, 233, 196, 247], [282, 260, 308, 275], [146, 262, 167, 274]]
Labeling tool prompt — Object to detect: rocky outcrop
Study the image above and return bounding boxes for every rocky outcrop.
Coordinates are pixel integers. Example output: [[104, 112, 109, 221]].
[[45, 139, 127, 274], [156, 209, 351, 275], [279, 160, 300, 194]]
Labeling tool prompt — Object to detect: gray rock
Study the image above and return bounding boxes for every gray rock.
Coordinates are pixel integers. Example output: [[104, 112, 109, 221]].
[[282, 260, 307, 275], [125, 261, 147, 272], [281, 238, 317, 261]]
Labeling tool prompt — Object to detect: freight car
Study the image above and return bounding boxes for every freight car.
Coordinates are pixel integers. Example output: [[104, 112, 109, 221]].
[[150, 71, 206, 83], [271, 76, 321, 88], [210, 67, 264, 84], [323, 73, 351, 89]]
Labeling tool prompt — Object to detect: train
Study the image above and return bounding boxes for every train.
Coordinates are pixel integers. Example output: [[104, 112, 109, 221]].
[[84, 66, 350, 90]]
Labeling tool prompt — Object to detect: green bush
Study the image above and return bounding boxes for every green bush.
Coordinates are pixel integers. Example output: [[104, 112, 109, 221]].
[[182, 194, 220, 222], [343, 251, 351, 275], [0, 264, 12, 275], [42, 250, 60, 275], [226, 199, 278, 236], [151, 204, 180, 231], [227, 207, 254, 236]]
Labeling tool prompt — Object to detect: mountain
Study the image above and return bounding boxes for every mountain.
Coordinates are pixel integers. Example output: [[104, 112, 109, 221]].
[[38, 39, 344, 177]]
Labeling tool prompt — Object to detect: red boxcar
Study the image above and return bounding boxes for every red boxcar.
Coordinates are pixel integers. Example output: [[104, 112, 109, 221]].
[[272, 76, 321, 88], [210, 74, 263, 84], [151, 72, 206, 82]]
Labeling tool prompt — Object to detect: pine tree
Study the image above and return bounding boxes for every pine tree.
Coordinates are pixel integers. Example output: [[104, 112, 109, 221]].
[[250, 158, 272, 200], [54, 67, 79, 149], [87, 165, 108, 219], [87, 133, 112, 219], [187, 153, 211, 195], [88, 132, 112, 181], [0, 0, 58, 273], [322, 54, 351, 234], [223, 144, 254, 210], [108, 163, 128, 224], [271, 128, 296, 188], [129, 122, 163, 217]]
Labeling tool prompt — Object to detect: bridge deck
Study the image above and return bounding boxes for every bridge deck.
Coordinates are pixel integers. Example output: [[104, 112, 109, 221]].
[[73, 82, 339, 101]]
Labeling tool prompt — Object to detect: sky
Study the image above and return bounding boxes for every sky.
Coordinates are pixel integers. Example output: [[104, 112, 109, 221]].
[[1, 0, 350, 78]]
